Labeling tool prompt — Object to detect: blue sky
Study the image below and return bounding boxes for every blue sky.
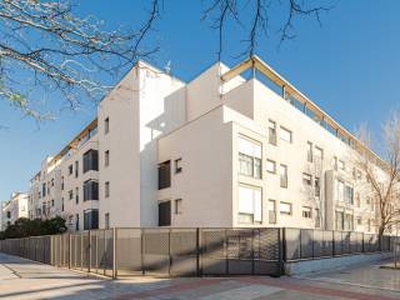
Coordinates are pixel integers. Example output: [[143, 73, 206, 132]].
[[1, 0, 399, 201]]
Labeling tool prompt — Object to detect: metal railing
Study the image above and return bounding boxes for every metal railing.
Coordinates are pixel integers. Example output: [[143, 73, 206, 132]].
[[0, 227, 396, 278]]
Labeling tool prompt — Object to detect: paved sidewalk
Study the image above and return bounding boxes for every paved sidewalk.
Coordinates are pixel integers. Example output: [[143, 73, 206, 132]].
[[0, 252, 399, 299]]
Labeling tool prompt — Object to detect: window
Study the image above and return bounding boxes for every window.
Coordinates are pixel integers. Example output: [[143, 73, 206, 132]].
[[266, 159, 276, 174], [158, 160, 171, 190], [315, 208, 321, 228], [335, 211, 344, 231], [51, 199, 54, 207], [338, 160, 345, 170], [175, 199, 183, 214], [268, 199, 277, 224], [68, 190, 73, 200], [355, 193, 360, 207], [6, 211, 11, 218], [238, 136, 262, 179], [345, 213, 354, 231], [51, 178, 55, 187], [175, 158, 182, 174], [61, 176, 64, 191], [238, 185, 262, 224], [280, 202, 292, 215], [84, 209, 99, 230], [158, 201, 171, 226], [280, 126, 292, 143], [357, 217, 362, 225], [42, 183, 46, 197], [104, 117, 109, 134], [314, 177, 320, 197], [68, 164, 73, 176], [105, 181, 110, 198], [302, 206, 312, 218], [268, 120, 277, 145], [307, 142, 313, 162], [83, 180, 99, 201], [75, 187, 79, 204], [61, 198, 64, 212], [315, 146, 323, 161], [83, 149, 99, 173], [337, 179, 345, 202], [280, 164, 288, 188], [105, 150, 110, 167], [75, 161, 79, 178], [344, 185, 354, 205], [333, 156, 338, 171], [303, 173, 312, 186], [105, 213, 110, 229], [75, 213, 80, 231]]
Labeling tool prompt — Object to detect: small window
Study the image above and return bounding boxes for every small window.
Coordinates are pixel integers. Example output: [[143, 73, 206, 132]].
[[105, 150, 110, 167], [105, 181, 110, 198], [268, 120, 277, 145], [333, 156, 338, 171], [105, 213, 110, 229], [314, 177, 320, 197], [61, 176, 65, 191], [303, 173, 312, 186], [175, 199, 183, 214], [175, 158, 182, 174], [357, 217, 362, 225], [280, 202, 292, 215], [75, 160, 79, 178], [338, 160, 345, 170], [68, 190, 73, 200], [266, 159, 276, 174], [307, 142, 313, 162], [280, 164, 288, 188], [280, 127, 292, 143], [51, 178, 55, 187], [315, 146, 323, 161], [302, 206, 312, 218], [68, 164, 73, 176], [51, 199, 55, 207], [61, 198, 64, 212], [104, 117, 110, 134], [75, 187, 79, 204]]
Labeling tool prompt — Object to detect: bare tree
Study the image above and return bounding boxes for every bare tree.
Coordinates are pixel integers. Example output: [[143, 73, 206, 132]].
[[0, 0, 332, 120], [355, 114, 400, 236], [0, 0, 160, 120]]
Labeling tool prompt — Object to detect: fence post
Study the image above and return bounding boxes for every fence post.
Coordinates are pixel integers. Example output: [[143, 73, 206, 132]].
[[196, 228, 201, 277], [141, 229, 145, 275], [280, 228, 286, 276], [112, 227, 117, 279], [88, 230, 91, 274], [332, 230, 335, 257], [168, 229, 172, 276]]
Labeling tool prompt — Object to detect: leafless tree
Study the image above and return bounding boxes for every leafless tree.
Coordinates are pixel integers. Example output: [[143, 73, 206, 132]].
[[354, 114, 400, 236], [0, 0, 332, 120], [0, 0, 160, 120]]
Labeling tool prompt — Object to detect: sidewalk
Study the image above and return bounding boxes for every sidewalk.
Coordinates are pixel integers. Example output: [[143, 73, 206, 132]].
[[0, 252, 399, 299]]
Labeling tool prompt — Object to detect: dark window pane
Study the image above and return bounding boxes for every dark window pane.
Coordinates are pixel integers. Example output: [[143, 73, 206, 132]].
[[158, 160, 171, 190], [158, 201, 171, 226]]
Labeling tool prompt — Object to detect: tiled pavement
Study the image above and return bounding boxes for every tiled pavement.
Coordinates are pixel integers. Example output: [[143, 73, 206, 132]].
[[0, 252, 399, 299]]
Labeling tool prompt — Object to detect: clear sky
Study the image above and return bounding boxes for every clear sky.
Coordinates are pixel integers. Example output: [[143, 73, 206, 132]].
[[1, 0, 399, 201]]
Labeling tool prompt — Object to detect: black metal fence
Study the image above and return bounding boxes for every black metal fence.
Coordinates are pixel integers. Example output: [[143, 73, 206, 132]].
[[0, 227, 397, 278]]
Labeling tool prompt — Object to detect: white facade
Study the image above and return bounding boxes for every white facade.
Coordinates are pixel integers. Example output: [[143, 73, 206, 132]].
[[1, 192, 28, 231], [25, 56, 392, 233]]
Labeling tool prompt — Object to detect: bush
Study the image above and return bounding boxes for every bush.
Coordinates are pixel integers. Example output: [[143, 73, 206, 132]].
[[3, 216, 67, 239]]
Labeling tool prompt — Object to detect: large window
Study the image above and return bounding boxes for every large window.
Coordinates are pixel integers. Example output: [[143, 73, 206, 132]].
[[337, 179, 345, 202], [84, 209, 99, 230], [83, 180, 99, 201], [238, 136, 262, 179], [280, 126, 292, 143], [335, 211, 344, 231], [158, 160, 171, 190], [238, 185, 262, 224], [345, 185, 354, 205], [83, 149, 99, 173]]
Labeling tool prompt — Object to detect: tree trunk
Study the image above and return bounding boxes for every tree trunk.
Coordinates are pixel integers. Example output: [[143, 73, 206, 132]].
[[378, 224, 386, 237]]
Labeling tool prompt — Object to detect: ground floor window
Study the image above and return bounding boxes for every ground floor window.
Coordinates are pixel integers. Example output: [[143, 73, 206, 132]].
[[238, 185, 262, 224], [158, 200, 171, 226]]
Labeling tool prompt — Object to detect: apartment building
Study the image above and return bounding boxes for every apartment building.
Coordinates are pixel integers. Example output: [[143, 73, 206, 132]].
[[1, 192, 28, 231], [27, 55, 390, 233]]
